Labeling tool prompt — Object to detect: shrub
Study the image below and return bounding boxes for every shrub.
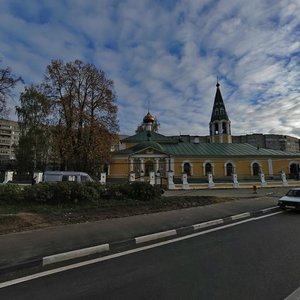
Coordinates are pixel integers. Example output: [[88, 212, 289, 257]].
[[127, 182, 162, 201], [23, 183, 54, 204], [70, 183, 100, 204], [2, 181, 162, 206], [0, 184, 23, 204]]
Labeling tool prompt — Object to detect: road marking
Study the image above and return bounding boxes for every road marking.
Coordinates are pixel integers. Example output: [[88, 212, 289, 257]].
[[135, 230, 177, 244], [43, 244, 109, 266], [231, 212, 251, 220], [0, 210, 283, 289], [193, 218, 224, 230], [285, 286, 300, 300], [261, 206, 278, 213]]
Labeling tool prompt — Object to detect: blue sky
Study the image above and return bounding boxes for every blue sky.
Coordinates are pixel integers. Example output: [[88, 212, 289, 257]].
[[1, 0, 300, 137]]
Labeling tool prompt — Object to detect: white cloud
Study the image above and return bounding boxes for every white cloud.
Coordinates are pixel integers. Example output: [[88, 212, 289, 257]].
[[0, 0, 300, 138]]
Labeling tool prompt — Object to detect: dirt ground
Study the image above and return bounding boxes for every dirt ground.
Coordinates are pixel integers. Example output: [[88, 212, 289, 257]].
[[0, 187, 289, 235], [0, 196, 236, 235]]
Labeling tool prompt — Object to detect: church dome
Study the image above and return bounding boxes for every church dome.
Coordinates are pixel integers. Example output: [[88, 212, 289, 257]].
[[143, 112, 155, 123]]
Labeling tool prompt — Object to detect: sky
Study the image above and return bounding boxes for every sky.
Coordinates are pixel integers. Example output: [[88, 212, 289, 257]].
[[0, 0, 300, 138]]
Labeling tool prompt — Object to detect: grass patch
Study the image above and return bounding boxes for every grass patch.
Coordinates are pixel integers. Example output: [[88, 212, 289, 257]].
[[0, 195, 236, 234]]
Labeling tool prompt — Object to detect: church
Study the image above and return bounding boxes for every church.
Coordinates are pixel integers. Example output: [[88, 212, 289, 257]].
[[108, 82, 300, 189]]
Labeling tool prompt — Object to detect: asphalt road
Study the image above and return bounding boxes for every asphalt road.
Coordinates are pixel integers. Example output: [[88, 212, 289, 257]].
[[1, 211, 300, 300]]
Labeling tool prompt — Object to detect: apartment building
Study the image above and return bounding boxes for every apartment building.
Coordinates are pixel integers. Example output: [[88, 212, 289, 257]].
[[232, 134, 300, 152], [0, 119, 20, 163]]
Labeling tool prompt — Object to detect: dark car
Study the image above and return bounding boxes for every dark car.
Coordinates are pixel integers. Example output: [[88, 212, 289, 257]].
[[278, 188, 300, 210]]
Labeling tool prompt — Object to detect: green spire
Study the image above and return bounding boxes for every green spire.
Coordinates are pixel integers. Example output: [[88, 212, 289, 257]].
[[210, 81, 229, 122]]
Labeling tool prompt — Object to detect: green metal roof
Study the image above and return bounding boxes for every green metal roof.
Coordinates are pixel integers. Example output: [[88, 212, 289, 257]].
[[115, 142, 300, 157], [121, 131, 179, 144], [162, 143, 298, 157], [131, 141, 164, 152]]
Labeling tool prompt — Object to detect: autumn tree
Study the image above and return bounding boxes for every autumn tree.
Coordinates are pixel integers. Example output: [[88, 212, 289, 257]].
[[43, 59, 119, 174], [15, 86, 51, 172], [0, 60, 23, 117]]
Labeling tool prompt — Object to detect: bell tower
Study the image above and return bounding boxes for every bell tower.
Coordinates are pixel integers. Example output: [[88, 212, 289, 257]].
[[209, 81, 232, 143]]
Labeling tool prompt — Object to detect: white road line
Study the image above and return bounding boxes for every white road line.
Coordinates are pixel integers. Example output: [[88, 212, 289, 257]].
[[231, 212, 251, 220], [193, 219, 224, 230], [0, 210, 283, 289], [43, 244, 109, 266], [135, 230, 177, 244], [261, 206, 278, 213], [285, 286, 300, 300]]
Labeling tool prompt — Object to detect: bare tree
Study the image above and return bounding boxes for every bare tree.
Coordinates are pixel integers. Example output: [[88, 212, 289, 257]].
[[0, 61, 23, 117], [44, 59, 119, 174]]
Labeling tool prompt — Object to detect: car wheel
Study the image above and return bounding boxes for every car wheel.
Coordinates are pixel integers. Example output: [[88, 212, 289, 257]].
[[279, 204, 286, 210]]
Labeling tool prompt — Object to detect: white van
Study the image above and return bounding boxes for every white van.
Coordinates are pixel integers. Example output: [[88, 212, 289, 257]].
[[43, 171, 94, 183]]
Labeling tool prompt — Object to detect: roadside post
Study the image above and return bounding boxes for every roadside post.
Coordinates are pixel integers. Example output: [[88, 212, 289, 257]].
[[182, 173, 189, 189], [129, 172, 135, 182], [232, 173, 239, 188], [100, 173, 106, 185], [281, 171, 288, 186], [149, 171, 155, 186], [208, 173, 215, 188], [3, 171, 13, 183], [260, 173, 267, 187], [167, 171, 175, 189]]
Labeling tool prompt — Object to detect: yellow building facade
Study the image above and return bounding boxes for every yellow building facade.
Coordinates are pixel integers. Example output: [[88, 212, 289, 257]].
[[109, 83, 300, 188]]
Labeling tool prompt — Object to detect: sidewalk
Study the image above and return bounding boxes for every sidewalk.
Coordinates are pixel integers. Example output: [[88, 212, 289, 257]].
[[0, 188, 284, 274]]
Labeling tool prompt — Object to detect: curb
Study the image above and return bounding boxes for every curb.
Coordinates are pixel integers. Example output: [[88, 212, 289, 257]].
[[0, 206, 280, 275]]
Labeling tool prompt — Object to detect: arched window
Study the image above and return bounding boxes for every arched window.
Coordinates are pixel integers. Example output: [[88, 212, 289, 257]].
[[252, 163, 260, 176], [184, 162, 191, 176], [215, 123, 219, 134], [205, 163, 212, 176], [226, 163, 233, 176], [290, 163, 299, 179], [145, 161, 154, 176]]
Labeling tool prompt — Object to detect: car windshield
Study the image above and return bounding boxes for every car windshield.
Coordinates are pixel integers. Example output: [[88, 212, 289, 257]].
[[286, 190, 300, 197]]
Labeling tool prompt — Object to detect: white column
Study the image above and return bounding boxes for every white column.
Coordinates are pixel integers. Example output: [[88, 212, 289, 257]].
[[140, 158, 144, 181], [165, 158, 170, 172], [170, 158, 175, 173], [268, 159, 273, 177], [140, 158, 144, 173], [218, 122, 223, 143], [129, 158, 134, 172], [226, 122, 230, 135], [155, 158, 159, 173]]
